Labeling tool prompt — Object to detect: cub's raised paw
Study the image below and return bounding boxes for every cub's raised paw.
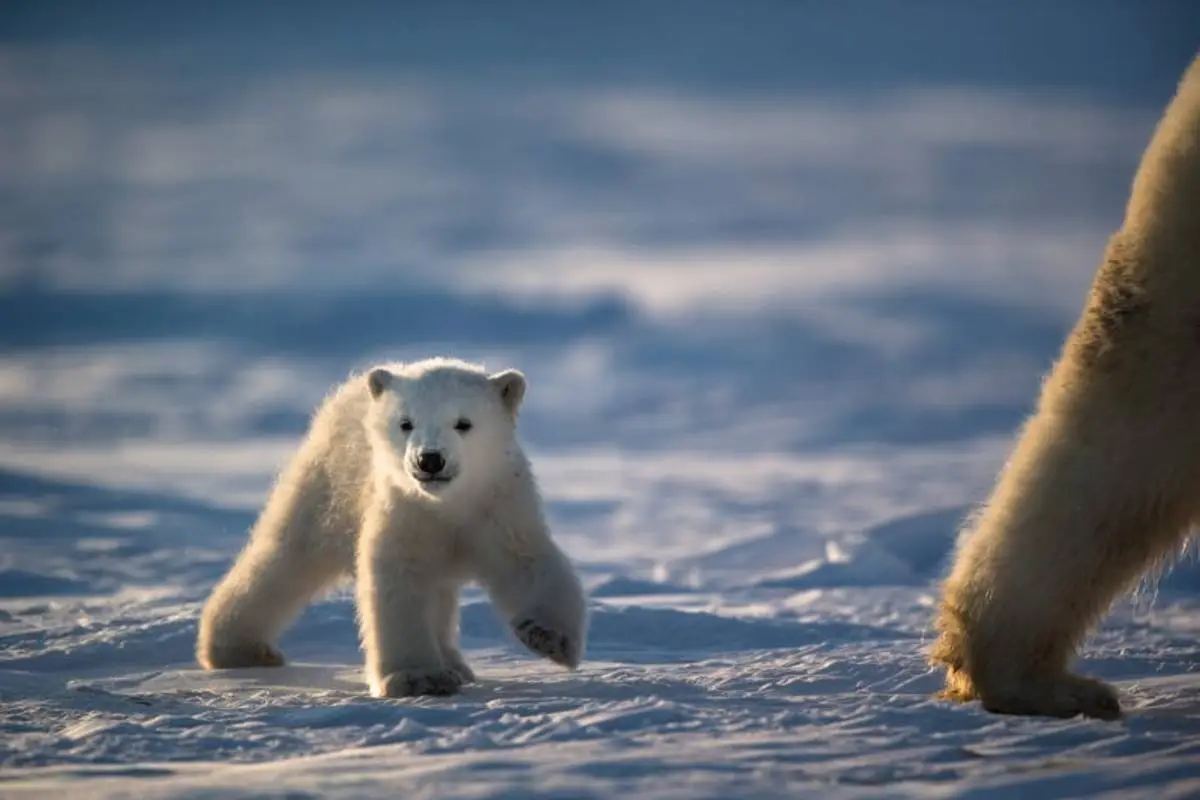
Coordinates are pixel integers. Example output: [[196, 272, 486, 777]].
[[374, 667, 463, 698], [514, 618, 577, 668], [199, 640, 285, 670]]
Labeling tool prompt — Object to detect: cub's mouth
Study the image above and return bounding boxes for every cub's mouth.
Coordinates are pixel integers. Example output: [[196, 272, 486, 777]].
[[413, 473, 456, 485]]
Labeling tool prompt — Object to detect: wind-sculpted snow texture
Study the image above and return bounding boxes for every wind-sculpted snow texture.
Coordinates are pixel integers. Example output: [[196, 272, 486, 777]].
[[2, 3, 1199, 797]]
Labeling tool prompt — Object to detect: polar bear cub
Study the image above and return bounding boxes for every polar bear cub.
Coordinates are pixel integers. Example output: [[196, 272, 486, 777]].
[[196, 357, 588, 698]]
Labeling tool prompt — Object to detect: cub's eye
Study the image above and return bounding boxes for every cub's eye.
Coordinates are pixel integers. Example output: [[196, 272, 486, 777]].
[[398, 418, 413, 433], [454, 418, 473, 433]]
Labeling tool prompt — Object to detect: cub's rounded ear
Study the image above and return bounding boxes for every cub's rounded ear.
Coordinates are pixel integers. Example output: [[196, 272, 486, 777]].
[[488, 369, 526, 416], [366, 368, 393, 399]]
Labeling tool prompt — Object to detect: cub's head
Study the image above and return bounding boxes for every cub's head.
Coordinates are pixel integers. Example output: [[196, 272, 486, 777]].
[[362, 359, 526, 501]]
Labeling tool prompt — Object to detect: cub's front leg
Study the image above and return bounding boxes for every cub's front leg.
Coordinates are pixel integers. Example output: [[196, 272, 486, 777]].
[[356, 510, 463, 698], [475, 528, 588, 669], [433, 583, 475, 684]]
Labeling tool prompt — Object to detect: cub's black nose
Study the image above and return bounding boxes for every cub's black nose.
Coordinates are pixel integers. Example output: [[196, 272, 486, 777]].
[[417, 451, 446, 475]]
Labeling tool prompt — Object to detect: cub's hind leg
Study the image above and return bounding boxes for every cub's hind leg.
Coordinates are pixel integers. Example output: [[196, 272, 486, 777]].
[[197, 488, 347, 670]]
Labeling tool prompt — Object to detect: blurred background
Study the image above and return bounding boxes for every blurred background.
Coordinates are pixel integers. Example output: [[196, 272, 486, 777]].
[[1, 1, 1198, 566]]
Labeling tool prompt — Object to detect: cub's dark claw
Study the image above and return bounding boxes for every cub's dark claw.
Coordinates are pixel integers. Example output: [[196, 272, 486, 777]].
[[377, 668, 463, 698], [514, 618, 574, 667]]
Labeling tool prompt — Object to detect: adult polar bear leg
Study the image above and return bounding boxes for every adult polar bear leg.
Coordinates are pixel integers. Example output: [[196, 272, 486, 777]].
[[931, 54, 1200, 720], [356, 506, 464, 698], [932, 395, 1194, 720], [196, 524, 344, 670], [474, 520, 588, 669]]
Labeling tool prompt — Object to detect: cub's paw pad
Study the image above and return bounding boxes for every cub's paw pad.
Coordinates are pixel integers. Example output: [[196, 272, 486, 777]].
[[202, 641, 285, 670], [376, 668, 463, 698], [514, 618, 575, 668], [444, 651, 476, 684]]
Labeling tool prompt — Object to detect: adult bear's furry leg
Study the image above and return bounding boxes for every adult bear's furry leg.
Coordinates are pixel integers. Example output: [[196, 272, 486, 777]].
[[931, 379, 1197, 720], [931, 53, 1200, 720]]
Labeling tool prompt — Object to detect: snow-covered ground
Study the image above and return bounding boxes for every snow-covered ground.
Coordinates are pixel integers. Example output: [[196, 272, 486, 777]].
[[2, 5, 1199, 797]]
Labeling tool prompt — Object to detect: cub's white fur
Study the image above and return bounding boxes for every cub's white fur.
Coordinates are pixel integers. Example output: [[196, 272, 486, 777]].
[[196, 357, 588, 698]]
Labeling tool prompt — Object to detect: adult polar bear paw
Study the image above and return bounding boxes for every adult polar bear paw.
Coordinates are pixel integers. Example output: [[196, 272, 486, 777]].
[[939, 666, 1121, 721], [375, 667, 464, 698], [978, 674, 1121, 721]]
